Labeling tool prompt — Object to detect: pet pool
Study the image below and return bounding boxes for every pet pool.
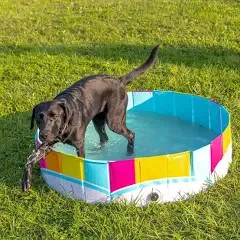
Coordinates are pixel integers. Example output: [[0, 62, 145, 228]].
[[35, 91, 232, 206]]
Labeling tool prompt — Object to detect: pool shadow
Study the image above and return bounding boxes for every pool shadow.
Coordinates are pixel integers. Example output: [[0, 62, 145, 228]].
[[0, 43, 239, 70], [0, 111, 47, 191]]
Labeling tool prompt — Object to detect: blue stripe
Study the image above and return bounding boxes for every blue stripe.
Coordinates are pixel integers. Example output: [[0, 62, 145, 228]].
[[41, 169, 110, 195], [34, 129, 39, 142], [111, 177, 197, 199], [190, 151, 195, 176], [41, 168, 83, 185], [42, 168, 199, 199], [41, 168, 60, 178], [84, 182, 110, 195]]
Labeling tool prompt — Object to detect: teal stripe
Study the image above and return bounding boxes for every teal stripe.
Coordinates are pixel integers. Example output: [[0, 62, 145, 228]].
[[190, 151, 195, 176], [41, 168, 60, 178], [42, 168, 198, 199], [84, 182, 110, 195], [111, 177, 197, 199], [34, 129, 38, 143], [41, 168, 83, 185], [41, 169, 110, 195]]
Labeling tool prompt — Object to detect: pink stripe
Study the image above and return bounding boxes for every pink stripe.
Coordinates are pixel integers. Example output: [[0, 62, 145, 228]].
[[40, 158, 47, 168], [211, 135, 223, 172], [36, 140, 41, 148], [36, 140, 46, 168], [109, 159, 135, 192]]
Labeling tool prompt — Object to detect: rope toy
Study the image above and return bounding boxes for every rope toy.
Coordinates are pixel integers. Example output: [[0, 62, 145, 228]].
[[22, 143, 53, 192]]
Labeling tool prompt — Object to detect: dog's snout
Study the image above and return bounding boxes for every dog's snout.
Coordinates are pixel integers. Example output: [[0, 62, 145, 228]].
[[40, 132, 49, 141]]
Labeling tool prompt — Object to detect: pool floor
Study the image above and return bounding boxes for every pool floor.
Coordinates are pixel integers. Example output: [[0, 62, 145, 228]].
[[74, 110, 217, 160]]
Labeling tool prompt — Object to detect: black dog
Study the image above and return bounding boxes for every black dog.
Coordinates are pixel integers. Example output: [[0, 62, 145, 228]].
[[30, 45, 159, 158]]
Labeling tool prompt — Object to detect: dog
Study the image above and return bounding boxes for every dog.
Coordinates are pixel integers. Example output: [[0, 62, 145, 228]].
[[30, 45, 159, 158]]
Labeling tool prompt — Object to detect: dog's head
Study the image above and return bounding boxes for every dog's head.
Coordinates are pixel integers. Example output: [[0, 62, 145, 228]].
[[30, 100, 71, 143]]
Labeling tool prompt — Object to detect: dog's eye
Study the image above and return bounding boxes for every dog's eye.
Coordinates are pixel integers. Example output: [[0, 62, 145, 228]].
[[39, 113, 44, 119], [50, 113, 58, 119]]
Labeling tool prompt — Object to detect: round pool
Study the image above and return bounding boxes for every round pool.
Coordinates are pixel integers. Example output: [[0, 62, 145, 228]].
[[35, 91, 232, 206]]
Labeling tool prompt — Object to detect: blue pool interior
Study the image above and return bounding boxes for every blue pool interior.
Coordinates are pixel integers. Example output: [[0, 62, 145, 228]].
[[52, 110, 218, 161], [85, 110, 218, 160], [42, 91, 229, 161]]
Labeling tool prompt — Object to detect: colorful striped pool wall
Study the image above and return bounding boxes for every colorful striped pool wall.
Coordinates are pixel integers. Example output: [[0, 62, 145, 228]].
[[35, 90, 232, 206]]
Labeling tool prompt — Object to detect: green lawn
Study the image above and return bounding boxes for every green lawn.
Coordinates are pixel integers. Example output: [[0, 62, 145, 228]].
[[0, 0, 239, 239]]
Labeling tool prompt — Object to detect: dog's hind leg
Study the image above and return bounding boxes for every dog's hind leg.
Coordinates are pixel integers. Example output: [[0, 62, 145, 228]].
[[107, 118, 135, 156], [106, 95, 135, 156], [92, 112, 109, 146]]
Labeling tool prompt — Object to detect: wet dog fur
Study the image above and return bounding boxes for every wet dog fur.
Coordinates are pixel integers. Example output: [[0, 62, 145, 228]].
[[30, 45, 159, 157]]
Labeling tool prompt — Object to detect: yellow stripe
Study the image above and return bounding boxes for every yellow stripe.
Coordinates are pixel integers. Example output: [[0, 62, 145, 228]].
[[135, 151, 190, 183]]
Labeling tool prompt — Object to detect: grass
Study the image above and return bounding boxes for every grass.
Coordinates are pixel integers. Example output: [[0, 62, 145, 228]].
[[0, 0, 239, 239]]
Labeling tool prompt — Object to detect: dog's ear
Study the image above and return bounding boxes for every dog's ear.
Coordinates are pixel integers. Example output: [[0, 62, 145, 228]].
[[30, 104, 39, 130], [58, 100, 72, 128]]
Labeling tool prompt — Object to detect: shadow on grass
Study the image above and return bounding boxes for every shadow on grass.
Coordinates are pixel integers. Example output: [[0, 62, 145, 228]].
[[0, 111, 48, 191], [0, 43, 239, 70], [0, 42, 239, 192]]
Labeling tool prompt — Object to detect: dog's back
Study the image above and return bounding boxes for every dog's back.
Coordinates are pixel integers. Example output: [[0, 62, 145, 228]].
[[54, 44, 159, 109]]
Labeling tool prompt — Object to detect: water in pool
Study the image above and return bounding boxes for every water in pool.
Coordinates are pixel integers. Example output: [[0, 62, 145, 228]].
[[53, 110, 218, 160]]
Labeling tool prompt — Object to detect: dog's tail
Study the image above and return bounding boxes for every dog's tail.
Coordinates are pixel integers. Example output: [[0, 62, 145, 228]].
[[119, 45, 159, 85]]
